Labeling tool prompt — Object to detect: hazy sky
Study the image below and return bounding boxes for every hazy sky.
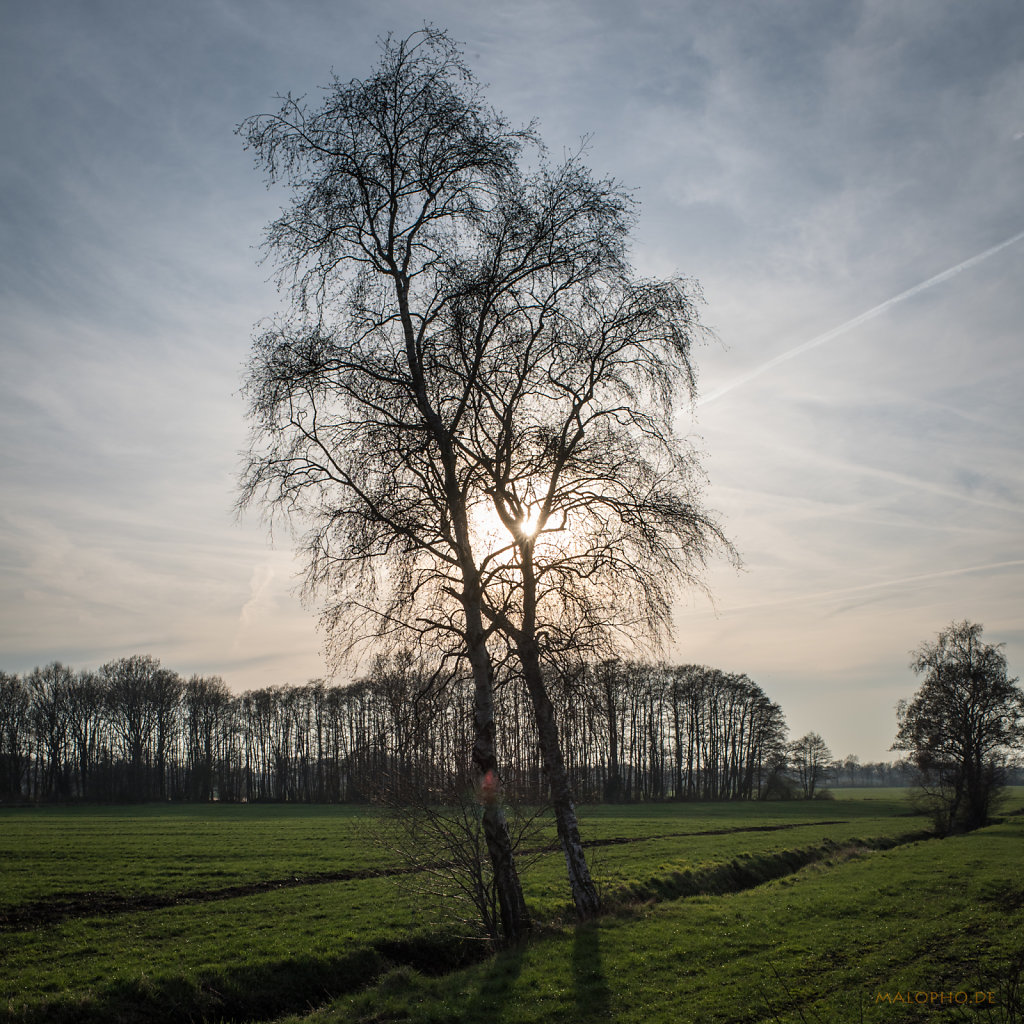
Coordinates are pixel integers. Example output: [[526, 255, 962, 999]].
[[2, 0, 1022, 762]]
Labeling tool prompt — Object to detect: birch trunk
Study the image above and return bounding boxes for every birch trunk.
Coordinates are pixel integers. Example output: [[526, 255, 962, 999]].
[[518, 635, 600, 919], [464, 596, 531, 942]]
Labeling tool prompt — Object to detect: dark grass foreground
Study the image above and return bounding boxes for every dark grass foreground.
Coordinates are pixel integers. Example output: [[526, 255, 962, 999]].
[[2, 931, 488, 1024], [1, 835, 927, 1024]]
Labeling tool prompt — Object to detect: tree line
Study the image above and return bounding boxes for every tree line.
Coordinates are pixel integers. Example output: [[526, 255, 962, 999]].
[[0, 653, 835, 805]]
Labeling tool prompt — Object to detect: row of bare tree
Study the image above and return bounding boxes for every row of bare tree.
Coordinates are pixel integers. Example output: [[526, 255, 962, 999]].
[[2, 654, 801, 805]]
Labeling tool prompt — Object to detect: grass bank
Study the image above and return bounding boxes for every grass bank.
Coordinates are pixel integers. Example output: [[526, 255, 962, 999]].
[[5, 795, 1018, 1022], [319, 815, 1024, 1023]]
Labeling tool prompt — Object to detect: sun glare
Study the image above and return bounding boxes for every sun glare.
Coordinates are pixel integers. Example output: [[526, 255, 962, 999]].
[[468, 504, 510, 560], [468, 501, 545, 561]]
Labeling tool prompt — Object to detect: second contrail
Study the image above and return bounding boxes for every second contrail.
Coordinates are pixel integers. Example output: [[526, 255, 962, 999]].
[[698, 228, 1024, 406]]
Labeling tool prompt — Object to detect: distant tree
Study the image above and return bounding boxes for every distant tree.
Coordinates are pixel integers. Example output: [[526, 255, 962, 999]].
[[788, 732, 832, 799], [100, 654, 180, 801], [150, 667, 183, 800], [65, 670, 107, 800], [0, 672, 31, 800], [747, 693, 789, 798], [182, 675, 233, 801], [894, 621, 1024, 833], [26, 663, 76, 799]]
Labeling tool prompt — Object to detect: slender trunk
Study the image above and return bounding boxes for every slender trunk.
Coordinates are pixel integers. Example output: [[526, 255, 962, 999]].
[[463, 593, 531, 943], [946, 774, 965, 833], [519, 635, 600, 918], [393, 275, 530, 941], [510, 542, 598, 916], [672, 697, 683, 800]]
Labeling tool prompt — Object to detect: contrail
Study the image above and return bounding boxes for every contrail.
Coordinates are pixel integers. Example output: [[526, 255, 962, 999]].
[[698, 229, 1024, 406], [698, 559, 1024, 616]]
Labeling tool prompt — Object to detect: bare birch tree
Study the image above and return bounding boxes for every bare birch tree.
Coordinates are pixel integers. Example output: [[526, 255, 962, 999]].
[[238, 27, 732, 922], [238, 28, 544, 940], [451, 268, 733, 913]]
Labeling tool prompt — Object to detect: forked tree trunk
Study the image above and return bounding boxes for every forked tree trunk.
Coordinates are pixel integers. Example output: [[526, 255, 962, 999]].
[[518, 637, 601, 919]]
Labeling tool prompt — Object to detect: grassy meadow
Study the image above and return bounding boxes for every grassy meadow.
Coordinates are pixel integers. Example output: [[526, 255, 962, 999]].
[[2, 790, 1022, 1023]]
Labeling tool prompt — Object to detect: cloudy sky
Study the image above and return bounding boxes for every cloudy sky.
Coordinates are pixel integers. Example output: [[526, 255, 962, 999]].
[[2, 0, 1021, 762]]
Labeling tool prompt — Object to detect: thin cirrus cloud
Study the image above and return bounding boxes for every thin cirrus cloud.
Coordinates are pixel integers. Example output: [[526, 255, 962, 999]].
[[717, 560, 1024, 618], [0, 0, 1021, 764], [698, 229, 1024, 407]]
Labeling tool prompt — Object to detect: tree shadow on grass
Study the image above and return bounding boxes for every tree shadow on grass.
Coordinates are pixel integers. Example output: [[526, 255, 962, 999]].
[[444, 921, 614, 1023], [572, 921, 613, 1021], [459, 941, 528, 1023]]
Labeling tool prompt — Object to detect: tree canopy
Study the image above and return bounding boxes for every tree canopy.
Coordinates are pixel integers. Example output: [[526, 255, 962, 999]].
[[238, 27, 731, 920], [894, 620, 1024, 833]]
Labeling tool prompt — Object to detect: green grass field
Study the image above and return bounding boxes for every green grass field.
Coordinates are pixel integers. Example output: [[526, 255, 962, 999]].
[[1, 790, 1021, 1023]]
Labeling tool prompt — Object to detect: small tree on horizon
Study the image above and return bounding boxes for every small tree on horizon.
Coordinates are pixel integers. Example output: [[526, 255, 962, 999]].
[[788, 731, 832, 799], [894, 620, 1024, 834]]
